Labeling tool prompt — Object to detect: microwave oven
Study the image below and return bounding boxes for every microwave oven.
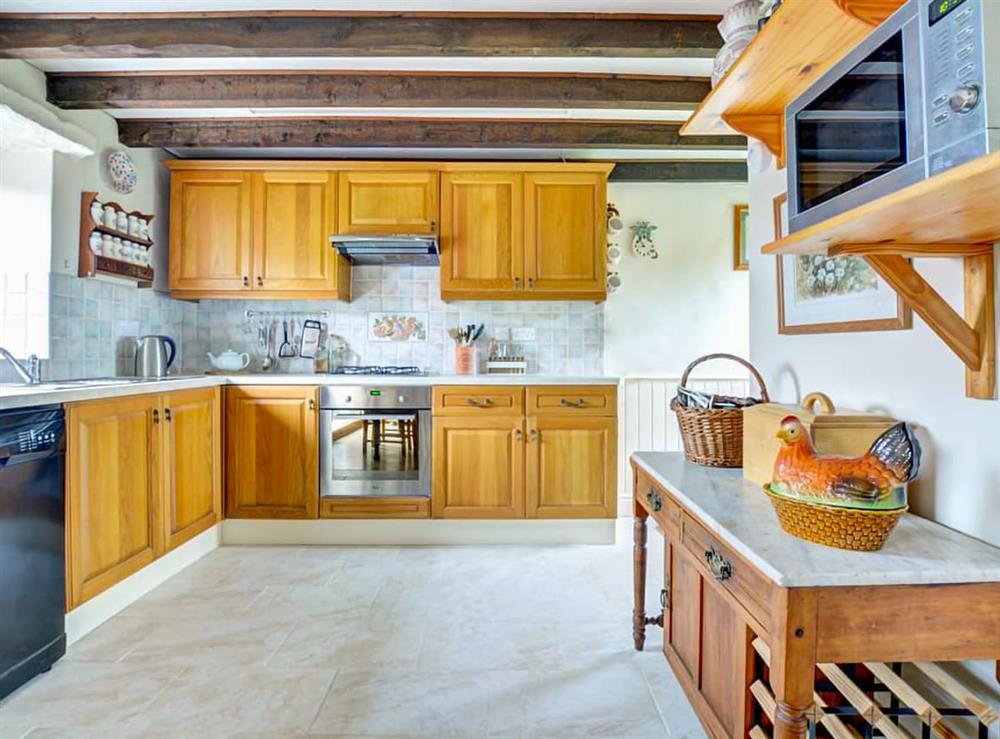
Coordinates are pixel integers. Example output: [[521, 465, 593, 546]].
[[785, 0, 998, 234]]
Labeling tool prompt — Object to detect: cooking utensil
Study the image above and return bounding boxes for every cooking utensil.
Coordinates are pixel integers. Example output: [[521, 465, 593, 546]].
[[278, 320, 296, 358], [299, 319, 322, 358], [259, 321, 276, 371]]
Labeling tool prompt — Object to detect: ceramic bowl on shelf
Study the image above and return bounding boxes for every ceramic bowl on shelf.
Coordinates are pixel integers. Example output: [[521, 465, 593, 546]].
[[717, 0, 761, 42]]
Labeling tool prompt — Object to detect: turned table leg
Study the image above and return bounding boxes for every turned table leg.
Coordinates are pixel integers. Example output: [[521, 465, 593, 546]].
[[632, 507, 649, 651], [771, 589, 818, 739]]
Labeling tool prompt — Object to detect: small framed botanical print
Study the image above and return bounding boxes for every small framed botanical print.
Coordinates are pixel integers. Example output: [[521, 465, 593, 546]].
[[733, 204, 749, 271], [773, 193, 911, 334]]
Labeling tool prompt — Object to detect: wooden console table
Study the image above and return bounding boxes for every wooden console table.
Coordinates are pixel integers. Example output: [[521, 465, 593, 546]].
[[631, 452, 1000, 739]]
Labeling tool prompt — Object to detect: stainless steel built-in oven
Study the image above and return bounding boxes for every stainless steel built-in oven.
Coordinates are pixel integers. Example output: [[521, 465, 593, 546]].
[[786, 0, 998, 233], [319, 385, 431, 498]]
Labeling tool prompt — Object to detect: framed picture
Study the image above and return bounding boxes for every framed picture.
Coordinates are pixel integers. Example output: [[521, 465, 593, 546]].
[[368, 312, 428, 342], [773, 193, 911, 334], [733, 204, 749, 271]]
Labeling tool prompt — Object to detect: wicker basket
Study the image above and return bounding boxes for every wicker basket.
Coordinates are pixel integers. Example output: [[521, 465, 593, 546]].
[[763, 485, 906, 551], [671, 353, 769, 467]]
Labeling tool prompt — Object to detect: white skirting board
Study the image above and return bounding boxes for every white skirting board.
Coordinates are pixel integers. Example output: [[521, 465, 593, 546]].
[[64, 525, 220, 646], [221, 518, 617, 546]]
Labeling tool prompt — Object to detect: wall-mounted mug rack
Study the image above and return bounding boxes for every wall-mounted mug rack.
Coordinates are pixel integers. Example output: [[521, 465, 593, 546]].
[[78, 191, 155, 287]]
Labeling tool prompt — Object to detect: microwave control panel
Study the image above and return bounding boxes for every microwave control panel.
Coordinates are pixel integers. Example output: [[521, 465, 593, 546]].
[[922, 0, 991, 175]]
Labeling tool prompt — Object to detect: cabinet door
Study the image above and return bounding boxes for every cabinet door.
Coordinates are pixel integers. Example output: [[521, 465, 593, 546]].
[[225, 386, 319, 519], [699, 581, 746, 738], [169, 170, 252, 292], [337, 170, 439, 234], [440, 171, 524, 297], [253, 171, 344, 293], [162, 387, 221, 551], [524, 415, 616, 518], [66, 394, 163, 609], [666, 542, 701, 684], [432, 416, 524, 518], [524, 172, 605, 296]]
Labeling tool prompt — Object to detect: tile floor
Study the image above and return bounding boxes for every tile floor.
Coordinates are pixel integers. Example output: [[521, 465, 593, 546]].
[[0, 533, 703, 739]]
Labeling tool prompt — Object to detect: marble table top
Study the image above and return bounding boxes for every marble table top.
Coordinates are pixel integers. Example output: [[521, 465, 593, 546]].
[[632, 452, 1000, 588]]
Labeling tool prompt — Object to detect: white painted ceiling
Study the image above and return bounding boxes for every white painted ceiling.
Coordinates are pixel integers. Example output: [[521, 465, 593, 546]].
[[3, 1, 732, 13]]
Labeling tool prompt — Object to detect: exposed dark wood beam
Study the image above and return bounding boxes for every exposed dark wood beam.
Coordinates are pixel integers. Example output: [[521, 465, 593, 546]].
[[609, 161, 747, 182], [47, 72, 710, 111], [0, 13, 722, 59], [117, 117, 746, 149]]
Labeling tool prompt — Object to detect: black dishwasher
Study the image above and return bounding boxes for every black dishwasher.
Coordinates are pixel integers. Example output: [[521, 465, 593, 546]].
[[0, 404, 66, 702]]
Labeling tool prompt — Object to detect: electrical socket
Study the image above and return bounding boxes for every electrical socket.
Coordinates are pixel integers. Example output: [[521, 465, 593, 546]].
[[510, 327, 536, 342]]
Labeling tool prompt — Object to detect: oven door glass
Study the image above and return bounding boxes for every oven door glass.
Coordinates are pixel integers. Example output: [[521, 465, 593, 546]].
[[795, 30, 907, 212], [321, 410, 429, 497]]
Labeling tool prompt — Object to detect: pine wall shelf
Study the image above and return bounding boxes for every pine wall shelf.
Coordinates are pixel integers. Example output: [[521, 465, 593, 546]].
[[680, 0, 905, 166]]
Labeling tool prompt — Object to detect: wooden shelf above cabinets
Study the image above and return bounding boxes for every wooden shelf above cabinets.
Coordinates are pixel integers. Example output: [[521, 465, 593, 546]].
[[764, 153, 1000, 400], [680, 0, 904, 164]]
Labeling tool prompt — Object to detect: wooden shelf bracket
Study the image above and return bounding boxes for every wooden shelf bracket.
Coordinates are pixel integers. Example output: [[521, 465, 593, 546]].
[[863, 251, 996, 400]]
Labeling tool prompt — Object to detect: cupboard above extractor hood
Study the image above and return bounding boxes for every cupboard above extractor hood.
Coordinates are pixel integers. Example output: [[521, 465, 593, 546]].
[[330, 234, 439, 266]]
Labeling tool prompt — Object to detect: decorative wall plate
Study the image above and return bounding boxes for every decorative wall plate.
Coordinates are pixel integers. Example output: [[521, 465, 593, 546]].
[[106, 149, 137, 194]]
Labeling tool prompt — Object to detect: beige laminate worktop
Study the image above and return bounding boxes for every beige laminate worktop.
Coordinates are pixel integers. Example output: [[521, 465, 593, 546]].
[[0, 373, 621, 411]]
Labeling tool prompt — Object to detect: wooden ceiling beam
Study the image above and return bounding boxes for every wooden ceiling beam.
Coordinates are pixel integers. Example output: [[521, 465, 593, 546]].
[[116, 117, 746, 149], [0, 14, 722, 59], [47, 72, 711, 111], [609, 160, 747, 182]]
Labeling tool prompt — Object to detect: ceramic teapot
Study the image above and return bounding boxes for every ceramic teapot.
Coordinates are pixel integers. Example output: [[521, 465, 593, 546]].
[[207, 349, 251, 371]]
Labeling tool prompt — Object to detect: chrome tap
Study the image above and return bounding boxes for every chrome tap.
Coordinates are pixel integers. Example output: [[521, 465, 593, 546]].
[[0, 347, 41, 385]]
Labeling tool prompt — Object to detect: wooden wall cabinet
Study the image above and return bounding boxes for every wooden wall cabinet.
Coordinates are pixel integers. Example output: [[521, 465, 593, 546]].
[[440, 166, 610, 301], [524, 171, 607, 299], [431, 385, 616, 519], [169, 170, 253, 293], [224, 386, 319, 519], [65, 387, 221, 610], [440, 170, 525, 298], [167, 165, 350, 300], [337, 169, 439, 235]]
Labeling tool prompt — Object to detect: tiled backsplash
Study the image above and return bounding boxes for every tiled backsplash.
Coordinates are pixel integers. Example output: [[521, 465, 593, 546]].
[[33, 268, 603, 379], [46, 272, 197, 380], [193, 266, 605, 375]]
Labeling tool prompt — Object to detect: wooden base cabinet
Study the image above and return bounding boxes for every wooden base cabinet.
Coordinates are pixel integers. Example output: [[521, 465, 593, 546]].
[[431, 385, 616, 519], [431, 416, 525, 519], [225, 386, 319, 519], [65, 387, 221, 610], [162, 387, 222, 551]]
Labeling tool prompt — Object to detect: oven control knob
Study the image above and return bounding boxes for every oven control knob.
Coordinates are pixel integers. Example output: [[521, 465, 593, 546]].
[[949, 84, 980, 114], [397, 394, 407, 403], [343, 395, 351, 403]]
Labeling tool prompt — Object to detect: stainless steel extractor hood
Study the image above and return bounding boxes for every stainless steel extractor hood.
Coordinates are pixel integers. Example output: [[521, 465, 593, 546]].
[[330, 234, 439, 266]]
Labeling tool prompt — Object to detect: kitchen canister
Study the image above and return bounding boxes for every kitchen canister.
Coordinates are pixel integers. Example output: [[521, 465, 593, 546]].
[[103, 204, 118, 228], [455, 345, 477, 375]]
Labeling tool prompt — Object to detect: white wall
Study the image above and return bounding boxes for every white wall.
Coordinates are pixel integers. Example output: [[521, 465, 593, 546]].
[[747, 161, 1000, 709], [0, 60, 171, 289], [604, 182, 750, 378]]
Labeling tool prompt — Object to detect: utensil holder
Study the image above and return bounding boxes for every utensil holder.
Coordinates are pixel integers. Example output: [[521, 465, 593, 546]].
[[455, 346, 477, 375]]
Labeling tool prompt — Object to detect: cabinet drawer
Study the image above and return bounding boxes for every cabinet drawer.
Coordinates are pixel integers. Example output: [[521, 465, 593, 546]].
[[433, 386, 524, 415], [320, 496, 429, 518], [635, 472, 681, 537], [526, 385, 616, 416], [681, 513, 774, 634]]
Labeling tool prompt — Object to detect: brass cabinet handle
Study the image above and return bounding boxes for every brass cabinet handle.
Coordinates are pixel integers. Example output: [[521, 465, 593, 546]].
[[152, 409, 160, 424], [660, 586, 669, 610], [560, 398, 587, 408], [256, 276, 264, 287], [646, 489, 663, 512], [164, 408, 172, 422], [242, 276, 249, 287], [514, 429, 522, 441], [430, 220, 437, 233], [704, 548, 733, 581], [529, 429, 538, 442], [527, 277, 535, 288], [514, 277, 522, 288], [466, 397, 493, 408], [308, 398, 316, 411]]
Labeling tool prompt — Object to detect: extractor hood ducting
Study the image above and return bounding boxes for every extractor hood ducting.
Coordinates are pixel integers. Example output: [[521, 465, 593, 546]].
[[330, 234, 439, 266]]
